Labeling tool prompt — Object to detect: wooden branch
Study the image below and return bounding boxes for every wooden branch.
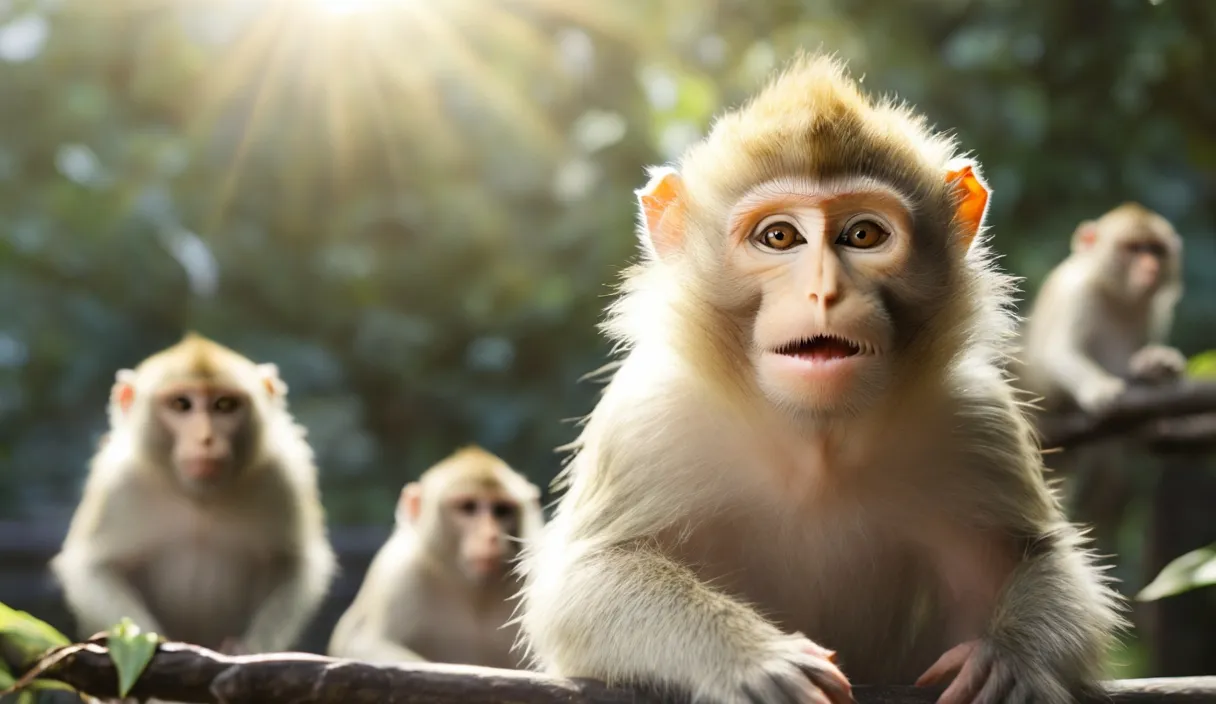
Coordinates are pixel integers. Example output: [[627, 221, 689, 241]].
[[1037, 381, 1216, 450], [21, 641, 1216, 704]]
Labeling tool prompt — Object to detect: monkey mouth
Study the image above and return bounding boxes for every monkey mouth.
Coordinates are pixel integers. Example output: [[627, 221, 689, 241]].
[[772, 334, 865, 362]]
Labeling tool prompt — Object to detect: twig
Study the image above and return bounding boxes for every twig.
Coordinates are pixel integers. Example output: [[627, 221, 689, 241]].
[[24, 641, 1216, 704]]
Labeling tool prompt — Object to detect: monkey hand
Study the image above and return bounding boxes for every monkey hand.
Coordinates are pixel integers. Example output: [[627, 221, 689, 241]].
[[1074, 376, 1126, 415], [1128, 345, 1188, 386], [729, 633, 854, 704], [916, 639, 1071, 704]]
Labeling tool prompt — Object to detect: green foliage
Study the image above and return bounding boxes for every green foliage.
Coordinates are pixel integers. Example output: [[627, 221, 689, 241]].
[[0, 602, 78, 702], [0, 603, 69, 668], [1, 0, 1210, 524], [1187, 350, 1216, 379], [1137, 544, 1216, 602], [105, 619, 158, 698]]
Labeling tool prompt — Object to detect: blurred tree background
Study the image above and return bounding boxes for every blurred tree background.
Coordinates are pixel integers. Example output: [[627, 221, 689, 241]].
[[1, 0, 1214, 678]]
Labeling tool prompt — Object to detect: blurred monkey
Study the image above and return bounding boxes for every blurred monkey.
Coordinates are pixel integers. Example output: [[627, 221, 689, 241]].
[[50, 333, 337, 656], [516, 54, 1123, 704], [1016, 203, 1185, 573], [328, 446, 542, 669]]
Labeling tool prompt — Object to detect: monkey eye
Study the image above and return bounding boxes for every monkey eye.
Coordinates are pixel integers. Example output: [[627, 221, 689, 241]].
[[168, 396, 192, 413], [754, 221, 805, 251], [212, 396, 242, 414], [1126, 241, 1165, 257], [455, 499, 478, 516], [491, 502, 517, 520], [836, 219, 891, 249]]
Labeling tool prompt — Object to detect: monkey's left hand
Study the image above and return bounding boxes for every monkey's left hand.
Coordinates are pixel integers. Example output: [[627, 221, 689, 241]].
[[916, 639, 1070, 704], [1128, 344, 1188, 385]]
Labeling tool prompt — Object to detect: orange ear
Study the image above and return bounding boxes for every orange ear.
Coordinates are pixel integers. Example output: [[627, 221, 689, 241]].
[[110, 369, 137, 414], [257, 363, 287, 398], [945, 159, 990, 249], [635, 166, 686, 259], [1071, 220, 1098, 253], [396, 482, 423, 525]]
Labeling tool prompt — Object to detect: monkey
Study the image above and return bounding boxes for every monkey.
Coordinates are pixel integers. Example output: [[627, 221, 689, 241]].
[[327, 446, 542, 669], [1016, 202, 1185, 415], [1013, 203, 1186, 586], [50, 333, 337, 656], [514, 54, 1124, 704]]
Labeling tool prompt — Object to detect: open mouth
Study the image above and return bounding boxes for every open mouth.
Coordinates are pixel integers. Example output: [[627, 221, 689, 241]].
[[773, 334, 864, 362]]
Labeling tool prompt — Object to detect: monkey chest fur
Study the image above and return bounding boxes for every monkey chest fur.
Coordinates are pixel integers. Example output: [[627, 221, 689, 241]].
[[121, 491, 296, 649], [393, 585, 522, 669], [666, 505, 958, 684]]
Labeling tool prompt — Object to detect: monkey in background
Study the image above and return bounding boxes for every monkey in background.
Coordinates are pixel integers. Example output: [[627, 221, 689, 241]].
[[328, 446, 542, 669], [50, 333, 337, 656], [1015, 203, 1186, 574], [516, 54, 1124, 704]]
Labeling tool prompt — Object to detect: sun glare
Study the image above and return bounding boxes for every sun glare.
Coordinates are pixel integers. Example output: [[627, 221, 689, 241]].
[[169, 0, 639, 235]]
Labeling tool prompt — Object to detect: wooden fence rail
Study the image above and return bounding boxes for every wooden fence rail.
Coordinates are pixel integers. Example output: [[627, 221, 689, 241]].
[[20, 641, 1216, 704]]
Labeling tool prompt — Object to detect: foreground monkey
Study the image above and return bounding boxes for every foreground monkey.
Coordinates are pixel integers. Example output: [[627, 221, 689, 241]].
[[51, 333, 337, 655], [1015, 203, 1185, 572], [516, 55, 1124, 704], [328, 446, 542, 668]]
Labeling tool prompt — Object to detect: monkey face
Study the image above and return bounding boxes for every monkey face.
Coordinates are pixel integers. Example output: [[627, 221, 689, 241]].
[[723, 179, 930, 417], [445, 491, 521, 584], [1117, 237, 1171, 299], [149, 383, 258, 494]]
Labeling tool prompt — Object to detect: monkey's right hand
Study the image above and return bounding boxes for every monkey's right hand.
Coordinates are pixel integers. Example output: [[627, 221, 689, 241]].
[[733, 633, 854, 704], [1128, 344, 1188, 385], [1074, 376, 1126, 414]]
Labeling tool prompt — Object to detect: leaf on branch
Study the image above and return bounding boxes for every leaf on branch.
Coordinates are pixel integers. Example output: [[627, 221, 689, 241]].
[[1188, 350, 1216, 380], [0, 601, 72, 668], [1137, 543, 1216, 602], [106, 619, 159, 698]]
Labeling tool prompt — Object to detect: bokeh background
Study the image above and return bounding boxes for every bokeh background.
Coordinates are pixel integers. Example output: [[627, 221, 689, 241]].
[[1, 0, 1214, 682]]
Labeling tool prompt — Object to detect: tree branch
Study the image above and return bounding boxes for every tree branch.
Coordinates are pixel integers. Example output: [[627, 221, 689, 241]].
[[1036, 381, 1216, 450], [22, 641, 1216, 704]]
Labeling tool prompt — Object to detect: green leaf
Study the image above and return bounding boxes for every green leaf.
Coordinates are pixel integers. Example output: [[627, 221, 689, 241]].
[[106, 619, 158, 698], [1187, 350, 1216, 379], [1137, 544, 1216, 601], [0, 602, 71, 668]]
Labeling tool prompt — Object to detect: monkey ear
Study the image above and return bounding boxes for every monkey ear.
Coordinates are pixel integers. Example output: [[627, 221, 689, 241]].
[[110, 369, 137, 414], [635, 166, 687, 259], [1071, 220, 1099, 253], [257, 363, 288, 398], [944, 158, 991, 249], [396, 482, 424, 526]]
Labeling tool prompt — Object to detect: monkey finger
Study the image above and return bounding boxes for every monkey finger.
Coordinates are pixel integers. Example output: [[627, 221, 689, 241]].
[[915, 640, 977, 687], [935, 650, 989, 704], [967, 662, 1015, 704], [790, 659, 853, 704]]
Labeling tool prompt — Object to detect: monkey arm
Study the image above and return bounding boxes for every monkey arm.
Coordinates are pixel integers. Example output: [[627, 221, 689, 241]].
[[239, 540, 337, 653], [50, 550, 165, 637], [521, 532, 848, 702], [329, 625, 428, 665], [1034, 292, 1127, 411]]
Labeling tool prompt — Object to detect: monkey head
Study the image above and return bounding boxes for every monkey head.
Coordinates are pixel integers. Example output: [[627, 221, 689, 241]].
[[107, 333, 288, 496], [1072, 202, 1182, 304], [398, 446, 541, 585], [621, 55, 994, 421]]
